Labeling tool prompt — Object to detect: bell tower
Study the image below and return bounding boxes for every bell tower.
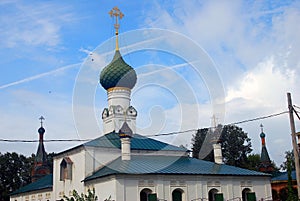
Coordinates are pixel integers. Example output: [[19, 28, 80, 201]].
[[258, 124, 274, 173], [99, 7, 137, 134], [31, 116, 51, 182]]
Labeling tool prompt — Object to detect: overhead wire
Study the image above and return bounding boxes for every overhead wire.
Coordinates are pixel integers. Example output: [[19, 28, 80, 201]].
[[0, 110, 289, 143], [229, 111, 288, 125], [292, 107, 300, 121], [293, 105, 300, 110]]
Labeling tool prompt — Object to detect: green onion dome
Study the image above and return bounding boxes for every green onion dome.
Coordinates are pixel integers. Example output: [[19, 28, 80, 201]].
[[260, 132, 265, 138], [100, 50, 137, 90]]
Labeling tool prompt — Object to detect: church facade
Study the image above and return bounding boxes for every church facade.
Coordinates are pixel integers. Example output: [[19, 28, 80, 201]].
[[11, 7, 272, 201]]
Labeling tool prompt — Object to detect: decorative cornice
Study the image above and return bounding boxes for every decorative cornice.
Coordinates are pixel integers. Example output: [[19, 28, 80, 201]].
[[107, 86, 131, 92]]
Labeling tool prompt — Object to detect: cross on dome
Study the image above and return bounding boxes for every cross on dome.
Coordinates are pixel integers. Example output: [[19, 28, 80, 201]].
[[39, 116, 45, 127], [260, 123, 264, 132], [109, 6, 124, 50], [100, 7, 137, 91]]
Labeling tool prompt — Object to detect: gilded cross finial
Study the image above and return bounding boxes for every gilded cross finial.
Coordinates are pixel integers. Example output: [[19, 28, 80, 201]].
[[109, 6, 124, 50], [39, 116, 45, 127]]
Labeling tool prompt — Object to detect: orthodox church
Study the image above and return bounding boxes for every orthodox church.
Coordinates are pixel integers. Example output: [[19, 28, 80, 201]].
[[11, 7, 272, 201]]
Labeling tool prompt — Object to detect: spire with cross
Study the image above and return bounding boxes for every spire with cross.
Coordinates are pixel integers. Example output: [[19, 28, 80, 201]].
[[260, 123, 266, 145], [109, 6, 124, 50], [258, 124, 273, 173], [33, 115, 50, 182]]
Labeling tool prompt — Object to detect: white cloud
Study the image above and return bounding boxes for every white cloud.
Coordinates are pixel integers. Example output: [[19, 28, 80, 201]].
[[0, 63, 80, 90], [142, 0, 300, 165], [1, 0, 300, 168], [226, 57, 295, 108], [0, 1, 75, 48]]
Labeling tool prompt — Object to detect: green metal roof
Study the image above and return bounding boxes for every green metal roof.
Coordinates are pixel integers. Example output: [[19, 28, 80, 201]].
[[83, 132, 187, 152], [100, 50, 137, 90], [261, 146, 271, 163], [84, 156, 269, 181], [10, 174, 53, 196], [271, 170, 296, 181]]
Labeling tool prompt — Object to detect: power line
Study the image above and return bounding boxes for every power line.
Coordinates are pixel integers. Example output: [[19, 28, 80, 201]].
[[148, 129, 198, 137], [0, 139, 91, 143], [292, 107, 300, 121], [0, 110, 289, 143], [294, 105, 300, 110], [229, 111, 288, 125]]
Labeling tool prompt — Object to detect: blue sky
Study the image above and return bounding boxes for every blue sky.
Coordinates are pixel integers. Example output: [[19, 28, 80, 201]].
[[1, 0, 300, 167]]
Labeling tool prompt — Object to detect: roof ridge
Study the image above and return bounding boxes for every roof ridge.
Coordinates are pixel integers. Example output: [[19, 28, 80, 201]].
[[56, 132, 187, 156], [84, 155, 269, 182]]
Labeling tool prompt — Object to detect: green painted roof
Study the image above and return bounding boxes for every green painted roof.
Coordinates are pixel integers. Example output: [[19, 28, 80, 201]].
[[83, 132, 187, 152], [100, 50, 137, 90], [261, 146, 271, 163], [84, 155, 268, 181], [10, 174, 53, 196], [271, 170, 296, 181]]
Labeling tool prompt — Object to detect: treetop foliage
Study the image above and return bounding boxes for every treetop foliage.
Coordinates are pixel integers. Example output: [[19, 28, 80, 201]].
[[64, 188, 98, 201], [0, 152, 34, 201], [192, 124, 252, 168]]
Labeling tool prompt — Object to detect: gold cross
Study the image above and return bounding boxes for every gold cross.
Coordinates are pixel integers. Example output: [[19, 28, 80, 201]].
[[109, 6, 124, 50]]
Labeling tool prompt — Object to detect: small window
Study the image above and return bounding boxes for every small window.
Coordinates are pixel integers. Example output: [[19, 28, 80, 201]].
[[209, 188, 219, 201], [172, 188, 184, 201], [242, 188, 256, 201], [60, 157, 73, 180], [140, 188, 153, 201]]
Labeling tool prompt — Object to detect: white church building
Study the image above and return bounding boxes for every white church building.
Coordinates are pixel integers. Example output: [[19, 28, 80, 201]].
[[11, 7, 272, 201]]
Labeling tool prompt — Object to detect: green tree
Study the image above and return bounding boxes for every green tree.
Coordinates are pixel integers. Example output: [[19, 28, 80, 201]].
[[192, 128, 208, 159], [246, 154, 261, 171], [0, 152, 34, 201], [220, 125, 252, 168], [64, 188, 98, 201], [287, 157, 298, 201], [281, 150, 295, 171], [246, 153, 279, 173], [191, 124, 252, 168]]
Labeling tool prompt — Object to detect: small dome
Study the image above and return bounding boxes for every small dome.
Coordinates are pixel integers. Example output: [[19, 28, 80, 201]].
[[38, 127, 45, 134], [100, 50, 137, 90], [260, 132, 265, 138]]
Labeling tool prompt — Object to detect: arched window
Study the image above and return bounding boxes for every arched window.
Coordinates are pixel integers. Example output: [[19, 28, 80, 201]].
[[172, 188, 183, 201], [140, 188, 152, 201], [60, 157, 73, 181], [242, 188, 256, 201], [209, 188, 221, 201]]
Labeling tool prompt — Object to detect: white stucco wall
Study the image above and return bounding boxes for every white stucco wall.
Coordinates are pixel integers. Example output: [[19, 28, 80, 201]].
[[85, 147, 120, 177], [87, 177, 117, 201], [88, 174, 271, 201], [53, 148, 86, 200], [10, 188, 52, 201]]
